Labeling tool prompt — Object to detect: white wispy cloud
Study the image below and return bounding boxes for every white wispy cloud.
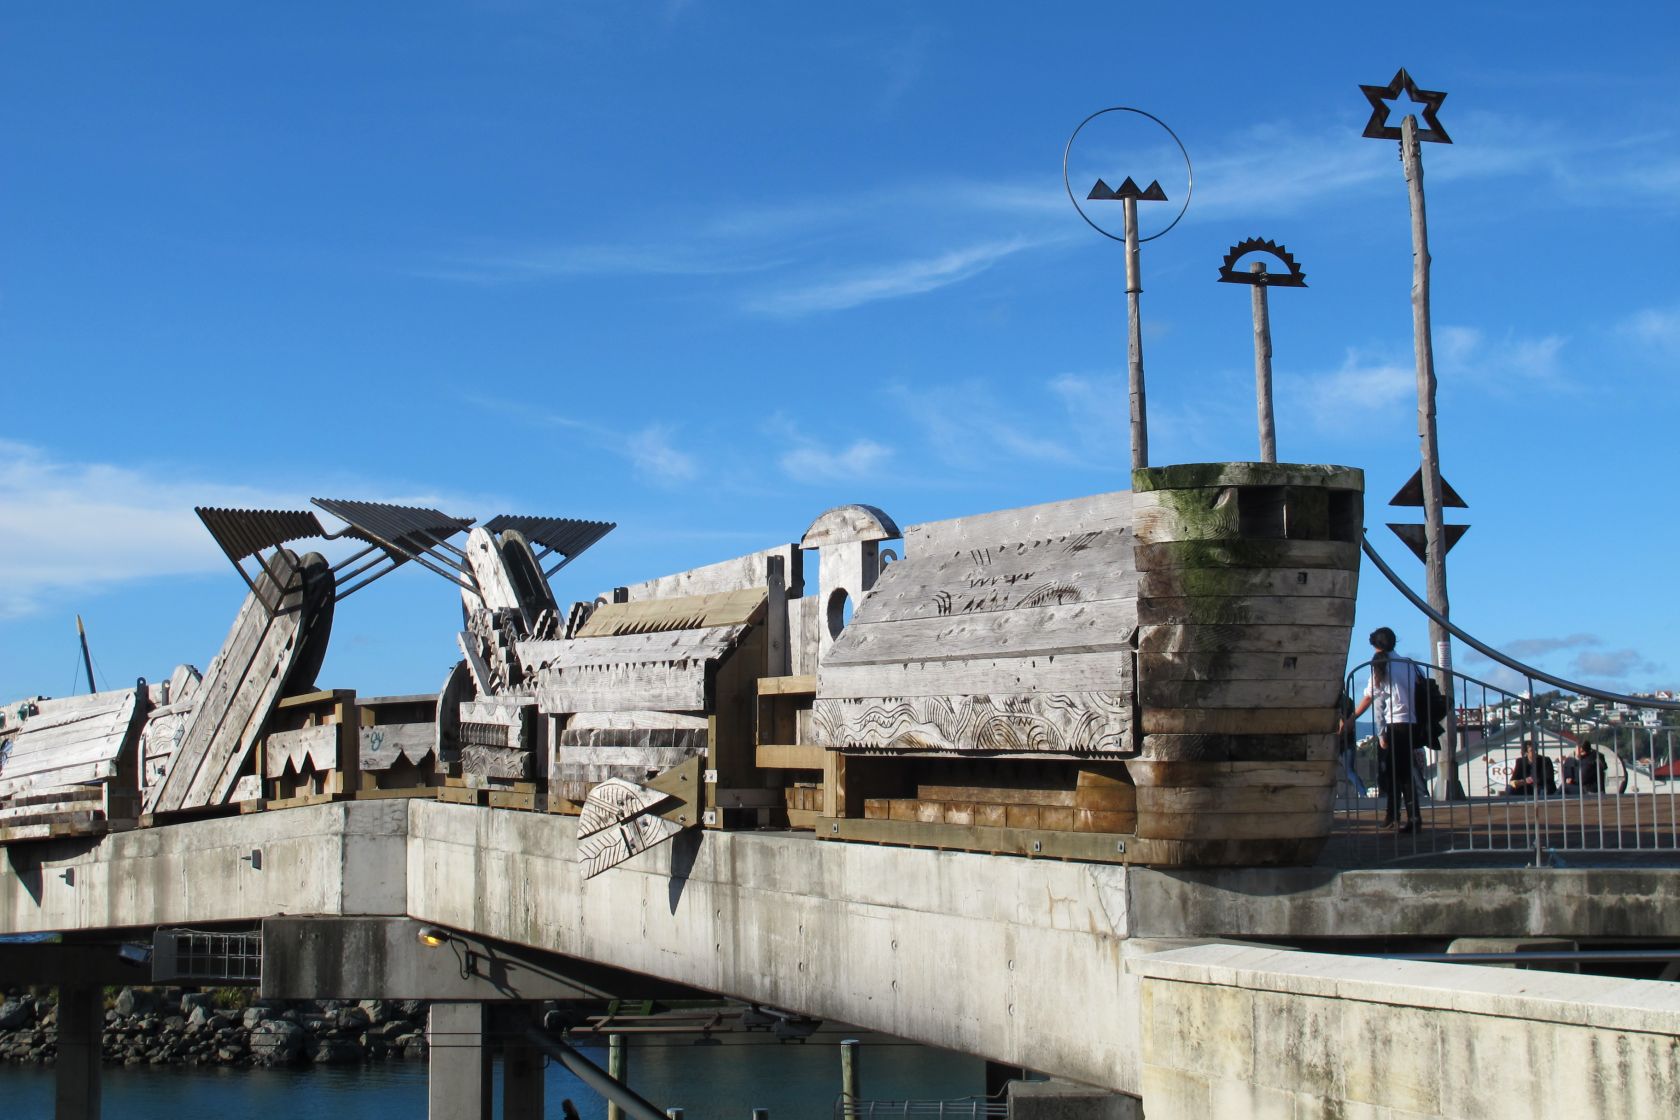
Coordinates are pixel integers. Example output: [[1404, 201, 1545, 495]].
[[1620, 302, 1680, 356], [780, 438, 893, 481], [746, 237, 1042, 316], [626, 424, 699, 484], [0, 442, 487, 619], [1292, 349, 1416, 429], [1437, 325, 1569, 389], [463, 396, 701, 488]]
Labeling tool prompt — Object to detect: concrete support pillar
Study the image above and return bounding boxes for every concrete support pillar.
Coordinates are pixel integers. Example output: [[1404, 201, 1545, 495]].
[[55, 985, 102, 1120], [499, 1005, 545, 1120], [429, 1002, 492, 1120]]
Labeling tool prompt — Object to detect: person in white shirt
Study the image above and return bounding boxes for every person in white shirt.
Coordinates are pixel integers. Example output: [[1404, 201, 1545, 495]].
[[1339, 627, 1422, 833]]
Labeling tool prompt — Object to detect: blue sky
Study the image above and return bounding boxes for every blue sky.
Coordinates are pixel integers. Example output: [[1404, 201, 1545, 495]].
[[2, 3, 1676, 701]]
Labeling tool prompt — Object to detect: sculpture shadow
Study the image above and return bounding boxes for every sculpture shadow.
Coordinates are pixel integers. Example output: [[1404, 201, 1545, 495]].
[[667, 828, 704, 914]]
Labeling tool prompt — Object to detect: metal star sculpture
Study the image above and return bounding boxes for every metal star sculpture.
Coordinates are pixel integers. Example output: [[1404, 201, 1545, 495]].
[[1359, 68, 1451, 144]]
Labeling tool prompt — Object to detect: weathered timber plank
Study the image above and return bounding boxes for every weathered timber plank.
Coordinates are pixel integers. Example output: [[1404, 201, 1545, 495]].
[[1134, 808, 1332, 841], [0, 690, 134, 736], [1126, 759, 1337, 788], [822, 816, 1134, 862], [1123, 835, 1326, 868], [1137, 623, 1351, 655], [818, 650, 1130, 700], [813, 690, 1132, 753], [823, 602, 1137, 668], [1132, 463, 1362, 493], [1134, 595, 1354, 628], [1138, 676, 1341, 709], [1137, 567, 1354, 600], [1131, 540, 1359, 572], [520, 625, 747, 671], [461, 525, 526, 617], [1135, 784, 1334, 815], [456, 632, 495, 695], [758, 675, 817, 697], [577, 812, 682, 879], [1140, 651, 1346, 684], [535, 669, 711, 715], [905, 491, 1133, 554], [756, 743, 825, 769], [1138, 732, 1337, 764], [576, 589, 765, 638], [181, 553, 335, 811], [1131, 488, 1241, 545], [359, 722, 435, 770], [565, 711, 708, 731], [147, 553, 306, 814], [619, 544, 804, 602], [857, 533, 1137, 625], [789, 595, 821, 678], [1141, 708, 1338, 736], [558, 728, 708, 751], [264, 725, 340, 778], [916, 784, 1077, 807], [461, 745, 532, 781]]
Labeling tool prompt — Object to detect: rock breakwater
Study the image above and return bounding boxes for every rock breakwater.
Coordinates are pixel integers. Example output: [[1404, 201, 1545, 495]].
[[0, 988, 431, 1068]]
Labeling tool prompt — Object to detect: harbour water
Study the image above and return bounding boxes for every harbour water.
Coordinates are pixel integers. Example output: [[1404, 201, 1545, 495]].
[[2, 1031, 988, 1119]]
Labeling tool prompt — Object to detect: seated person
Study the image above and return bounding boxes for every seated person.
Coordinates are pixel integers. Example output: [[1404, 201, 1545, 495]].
[[1562, 742, 1607, 794], [1505, 740, 1558, 796]]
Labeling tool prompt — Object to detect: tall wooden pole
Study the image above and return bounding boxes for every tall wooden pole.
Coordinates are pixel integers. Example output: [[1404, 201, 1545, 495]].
[[840, 1038, 861, 1112], [1123, 195, 1149, 470], [1249, 262, 1276, 462], [1400, 114, 1461, 799], [607, 1033, 627, 1120], [76, 615, 96, 694]]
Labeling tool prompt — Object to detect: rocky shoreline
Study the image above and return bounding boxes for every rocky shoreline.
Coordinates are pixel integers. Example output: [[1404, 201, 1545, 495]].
[[0, 988, 430, 1068]]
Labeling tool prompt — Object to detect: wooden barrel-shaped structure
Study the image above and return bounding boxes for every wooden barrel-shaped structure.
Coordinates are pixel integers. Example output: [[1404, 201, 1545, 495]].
[[1128, 462, 1362, 866]]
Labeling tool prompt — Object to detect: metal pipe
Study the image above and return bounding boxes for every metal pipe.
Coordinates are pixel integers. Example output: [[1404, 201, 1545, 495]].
[[1360, 536, 1680, 710], [523, 1029, 670, 1120]]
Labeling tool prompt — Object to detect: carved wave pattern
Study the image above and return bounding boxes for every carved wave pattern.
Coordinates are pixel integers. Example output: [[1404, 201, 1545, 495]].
[[812, 691, 1132, 754]]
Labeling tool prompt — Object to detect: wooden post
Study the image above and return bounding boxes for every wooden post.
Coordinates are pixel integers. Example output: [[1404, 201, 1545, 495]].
[[840, 1038, 861, 1114], [1400, 114, 1462, 799], [1250, 262, 1276, 463], [607, 1034, 628, 1120], [1123, 194, 1148, 470]]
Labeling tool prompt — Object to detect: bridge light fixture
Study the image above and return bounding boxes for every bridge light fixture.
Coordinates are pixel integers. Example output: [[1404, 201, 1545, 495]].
[[417, 925, 451, 948]]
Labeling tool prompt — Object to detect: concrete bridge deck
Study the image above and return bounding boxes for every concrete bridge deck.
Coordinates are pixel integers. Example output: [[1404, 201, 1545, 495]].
[[5, 799, 1677, 1101]]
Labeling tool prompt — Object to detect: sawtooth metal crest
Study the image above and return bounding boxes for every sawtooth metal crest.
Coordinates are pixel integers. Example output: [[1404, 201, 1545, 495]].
[[1217, 238, 1308, 287]]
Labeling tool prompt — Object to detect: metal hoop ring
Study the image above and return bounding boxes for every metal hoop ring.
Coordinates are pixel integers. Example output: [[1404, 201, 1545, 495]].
[[1062, 107, 1193, 244]]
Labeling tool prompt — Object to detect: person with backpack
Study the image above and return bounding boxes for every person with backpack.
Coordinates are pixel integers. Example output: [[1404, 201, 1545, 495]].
[[1339, 627, 1423, 833]]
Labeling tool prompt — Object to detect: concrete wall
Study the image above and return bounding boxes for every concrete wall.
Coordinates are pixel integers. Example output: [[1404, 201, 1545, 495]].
[[1133, 943, 1680, 1119], [4, 799, 1679, 1100], [405, 800, 1147, 1092], [0, 800, 406, 931]]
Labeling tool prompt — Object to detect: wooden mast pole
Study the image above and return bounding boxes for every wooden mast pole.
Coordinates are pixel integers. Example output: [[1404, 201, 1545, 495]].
[[76, 615, 96, 695], [1123, 194, 1149, 470], [1250, 261, 1276, 462], [1400, 113, 1461, 799]]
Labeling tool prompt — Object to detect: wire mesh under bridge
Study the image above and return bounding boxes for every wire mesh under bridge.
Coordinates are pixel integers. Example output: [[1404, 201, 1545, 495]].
[[834, 1098, 1007, 1118]]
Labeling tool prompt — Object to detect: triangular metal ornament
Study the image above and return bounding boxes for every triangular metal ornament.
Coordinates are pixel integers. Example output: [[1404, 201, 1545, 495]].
[[1087, 178, 1117, 200], [577, 778, 676, 840], [1389, 468, 1467, 509], [1388, 522, 1469, 562]]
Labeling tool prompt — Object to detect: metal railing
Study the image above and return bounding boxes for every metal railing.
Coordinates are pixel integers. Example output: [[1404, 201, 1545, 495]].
[[1333, 659, 1679, 864], [834, 1098, 1008, 1118]]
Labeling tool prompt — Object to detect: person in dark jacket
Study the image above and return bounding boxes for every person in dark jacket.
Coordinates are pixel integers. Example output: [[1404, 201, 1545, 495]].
[[1505, 739, 1557, 796], [1562, 741, 1607, 795]]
